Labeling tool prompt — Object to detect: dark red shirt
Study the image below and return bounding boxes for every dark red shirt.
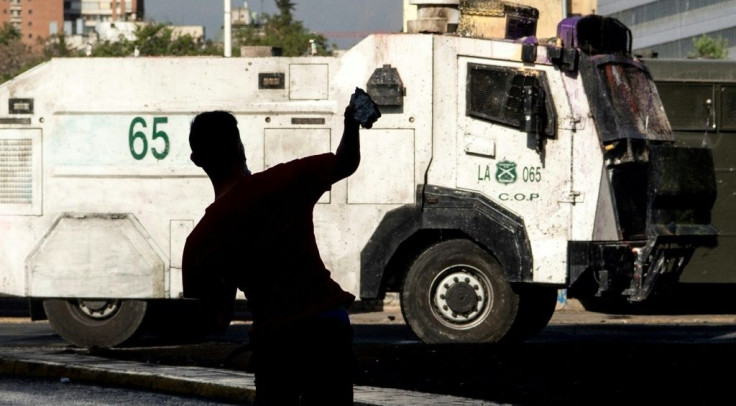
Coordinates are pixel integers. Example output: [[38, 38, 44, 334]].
[[182, 153, 355, 336]]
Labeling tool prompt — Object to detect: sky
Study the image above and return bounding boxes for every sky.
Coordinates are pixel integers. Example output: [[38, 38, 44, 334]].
[[144, 0, 405, 50]]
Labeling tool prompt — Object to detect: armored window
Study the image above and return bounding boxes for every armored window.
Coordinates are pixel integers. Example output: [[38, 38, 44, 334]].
[[466, 63, 555, 136]]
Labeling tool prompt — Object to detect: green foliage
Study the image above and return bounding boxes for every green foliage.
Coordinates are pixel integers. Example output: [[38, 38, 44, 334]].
[[235, 2, 331, 56], [90, 38, 131, 57], [0, 7, 331, 85], [689, 34, 729, 59], [0, 22, 21, 45], [0, 23, 43, 83], [43, 35, 77, 58], [275, 0, 296, 17], [92, 23, 221, 57], [0, 21, 226, 84]]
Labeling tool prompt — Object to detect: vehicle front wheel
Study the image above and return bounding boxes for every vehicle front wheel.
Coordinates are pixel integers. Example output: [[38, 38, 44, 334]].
[[401, 239, 519, 344], [43, 299, 147, 348]]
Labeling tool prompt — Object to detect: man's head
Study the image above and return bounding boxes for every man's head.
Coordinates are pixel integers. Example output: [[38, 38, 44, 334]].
[[189, 111, 249, 180]]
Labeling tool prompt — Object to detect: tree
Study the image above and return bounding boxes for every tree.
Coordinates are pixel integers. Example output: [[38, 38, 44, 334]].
[[689, 34, 729, 59], [0, 23, 42, 83], [1, 21, 223, 84], [43, 34, 76, 58], [275, 0, 296, 20], [235, 1, 331, 56], [0, 22, 21, 45], [92, 23, 221, 57]]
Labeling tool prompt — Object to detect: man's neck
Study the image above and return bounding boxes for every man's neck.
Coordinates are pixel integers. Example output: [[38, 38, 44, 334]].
[[212, 175, 244, 200]]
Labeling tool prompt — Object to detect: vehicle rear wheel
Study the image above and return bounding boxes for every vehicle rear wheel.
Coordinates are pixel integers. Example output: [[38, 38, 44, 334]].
[[43, 299, 147, 348], [401, 239, 519, 344]]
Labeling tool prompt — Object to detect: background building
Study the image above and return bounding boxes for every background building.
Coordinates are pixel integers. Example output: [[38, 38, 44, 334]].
[[0, 1, 144, 48], [64, 0, 143, 37], [0, 0, 64, 47], [1, 0, 206, 52], [598, 0, 736, 59]]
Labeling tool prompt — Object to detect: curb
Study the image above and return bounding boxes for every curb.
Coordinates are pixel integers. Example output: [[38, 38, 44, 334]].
[[0, 351, 255, 404], [0, 350, 497, 405]]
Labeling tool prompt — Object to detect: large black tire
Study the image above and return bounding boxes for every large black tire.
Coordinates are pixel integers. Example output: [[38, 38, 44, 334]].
[[43, 299, 148, 348], [401, 239, 519, 344]]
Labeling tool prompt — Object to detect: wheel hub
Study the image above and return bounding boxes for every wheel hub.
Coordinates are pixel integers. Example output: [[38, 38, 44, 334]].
[[76, 299, 120, 320], [445, 282, 478, 314], [433, 267, 489, 325]]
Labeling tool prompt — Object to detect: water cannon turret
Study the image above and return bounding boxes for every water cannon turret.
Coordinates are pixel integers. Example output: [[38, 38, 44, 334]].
[[406, 0, 539, 40], [556, 15, 632, 56], [406, 0, 461, 34], [456, 0, 538, 40]]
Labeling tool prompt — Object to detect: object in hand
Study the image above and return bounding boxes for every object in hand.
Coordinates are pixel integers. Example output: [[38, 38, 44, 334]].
[[350, 87, 382, 129]]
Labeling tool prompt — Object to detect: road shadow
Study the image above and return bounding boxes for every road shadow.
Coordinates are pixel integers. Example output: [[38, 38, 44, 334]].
[[0, 297, 30, 317], [353, 325, 736, 405], [84, 321, 736, 405]]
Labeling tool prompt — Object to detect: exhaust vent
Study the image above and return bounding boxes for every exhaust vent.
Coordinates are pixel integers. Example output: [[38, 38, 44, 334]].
[[0, 129, 41, 215], [0, 139, 33, 204]]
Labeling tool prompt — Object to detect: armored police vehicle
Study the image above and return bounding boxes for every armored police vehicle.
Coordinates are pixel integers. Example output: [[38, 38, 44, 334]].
[[0, 2, 717, 346]]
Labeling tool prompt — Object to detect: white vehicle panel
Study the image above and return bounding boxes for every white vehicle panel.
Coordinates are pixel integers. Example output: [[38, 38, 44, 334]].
[[454, 57, 572, 283]]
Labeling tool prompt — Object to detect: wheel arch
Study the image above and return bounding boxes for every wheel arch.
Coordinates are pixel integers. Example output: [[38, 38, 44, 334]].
[[26, 213, 168, 299], [360, 185, 533, 299]]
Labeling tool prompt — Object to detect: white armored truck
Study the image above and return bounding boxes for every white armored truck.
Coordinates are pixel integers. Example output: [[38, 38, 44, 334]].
[[0, 4, 717, 347]]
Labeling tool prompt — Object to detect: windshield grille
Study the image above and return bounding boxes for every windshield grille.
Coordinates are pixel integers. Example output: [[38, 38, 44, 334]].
[[602, 63, 672, 139]]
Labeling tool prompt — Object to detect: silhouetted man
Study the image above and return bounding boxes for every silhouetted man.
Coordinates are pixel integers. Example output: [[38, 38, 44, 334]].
[[182, 102, 362, 405]]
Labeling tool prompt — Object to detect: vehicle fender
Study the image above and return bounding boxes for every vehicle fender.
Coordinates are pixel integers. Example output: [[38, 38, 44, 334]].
[[25, 213, 167, 298], [360, 185, 533, 299]]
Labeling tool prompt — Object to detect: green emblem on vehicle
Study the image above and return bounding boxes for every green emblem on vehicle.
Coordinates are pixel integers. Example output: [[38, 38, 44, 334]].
[[496, 159, 517, 184]]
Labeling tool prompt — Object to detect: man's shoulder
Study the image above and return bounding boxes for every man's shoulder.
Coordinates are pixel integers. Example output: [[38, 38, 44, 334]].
[[268, 152, 336, 171], [257, 153, 336, 183], [183, 219, 206, 253], [184, 209, 220, 250]]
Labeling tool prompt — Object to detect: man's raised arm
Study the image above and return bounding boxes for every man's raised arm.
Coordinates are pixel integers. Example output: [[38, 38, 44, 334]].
[[334, 104, 361, 181]]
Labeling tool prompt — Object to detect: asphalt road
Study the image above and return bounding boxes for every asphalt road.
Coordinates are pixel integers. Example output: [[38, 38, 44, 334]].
[[2, 305, 736, 405], [0, 376, 227, 406]]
